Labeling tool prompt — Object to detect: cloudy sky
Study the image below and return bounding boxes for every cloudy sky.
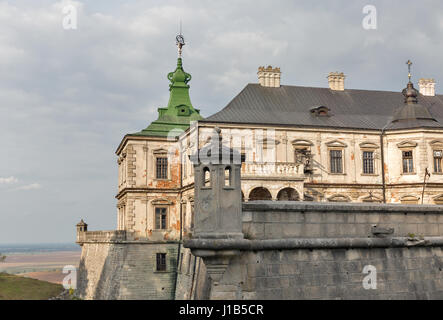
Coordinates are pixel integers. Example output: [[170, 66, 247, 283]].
[[0, 0, 442, 244]]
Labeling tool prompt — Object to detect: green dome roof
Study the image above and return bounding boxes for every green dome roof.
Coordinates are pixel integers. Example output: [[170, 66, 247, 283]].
[[132, 57, 203, 138]]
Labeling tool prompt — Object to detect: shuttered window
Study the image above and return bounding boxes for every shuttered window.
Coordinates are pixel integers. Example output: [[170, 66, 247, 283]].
[[156, 253, 166, 271], [330, 150, 343, 173], [402, 151, 414, 173], [363, 151, 374, 174], [156, 157, 168, 179]]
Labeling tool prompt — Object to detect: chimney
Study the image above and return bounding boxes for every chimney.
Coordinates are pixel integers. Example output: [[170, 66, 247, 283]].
[[328, 72, 346, 91], [418, 78, 436, 97], [258, 66, 281, 88]]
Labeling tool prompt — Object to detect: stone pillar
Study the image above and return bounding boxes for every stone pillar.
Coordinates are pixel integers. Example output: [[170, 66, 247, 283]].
[[191, 127, 244, 240], [188, 127, 244, 291]]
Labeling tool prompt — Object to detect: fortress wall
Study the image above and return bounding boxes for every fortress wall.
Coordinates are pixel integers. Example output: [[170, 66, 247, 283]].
[[175, 246, 211, 300], [186, 202, 443, 300], [77, 242, 178, 300], [209, 247, 443, 300], [242, 202, 443, 239]]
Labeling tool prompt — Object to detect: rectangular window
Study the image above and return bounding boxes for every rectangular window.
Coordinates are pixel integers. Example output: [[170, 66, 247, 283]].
[[363, 151, 374, 174], [156, 157, 168, 179], [434, 150, 442, 173], [402, 151, 414, 173], [155, 207, 167, 230], [156, 253, 167, 271], [330, 150, 343, 174]]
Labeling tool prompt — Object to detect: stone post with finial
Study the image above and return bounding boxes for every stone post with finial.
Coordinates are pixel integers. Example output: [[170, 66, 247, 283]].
[[186, 127, 244, 292]]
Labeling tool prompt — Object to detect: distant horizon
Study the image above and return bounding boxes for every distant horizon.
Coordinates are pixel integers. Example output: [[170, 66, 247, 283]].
[[0, 243, 80, 253]]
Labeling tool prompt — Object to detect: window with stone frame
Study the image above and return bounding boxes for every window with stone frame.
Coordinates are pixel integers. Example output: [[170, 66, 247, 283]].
[[329, 149, 343, 174], [434, 150, 442, 173], [156, 157, 168, 179], [155, 207, 168, 230], [402, 151, 414, 173], [156, 253, 167, 271], [362, 151, 375, 174]]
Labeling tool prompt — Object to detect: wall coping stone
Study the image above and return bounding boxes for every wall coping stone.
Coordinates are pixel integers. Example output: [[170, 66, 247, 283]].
[[243, 201, 443, 214], [184, 237, 443, 250]]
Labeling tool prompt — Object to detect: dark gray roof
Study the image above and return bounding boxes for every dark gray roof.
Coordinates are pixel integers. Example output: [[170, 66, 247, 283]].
[[204, 84, 443, 131]]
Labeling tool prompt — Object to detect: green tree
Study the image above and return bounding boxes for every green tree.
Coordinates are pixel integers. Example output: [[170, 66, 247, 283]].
[[0, 253, 6, 262]]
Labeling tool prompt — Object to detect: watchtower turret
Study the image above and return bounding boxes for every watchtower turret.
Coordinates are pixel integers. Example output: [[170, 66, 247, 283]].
[[190, 127, 243, 240]]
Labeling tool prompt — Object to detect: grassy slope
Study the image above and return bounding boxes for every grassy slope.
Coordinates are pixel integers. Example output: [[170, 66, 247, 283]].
[[0, 272, 64, 300]]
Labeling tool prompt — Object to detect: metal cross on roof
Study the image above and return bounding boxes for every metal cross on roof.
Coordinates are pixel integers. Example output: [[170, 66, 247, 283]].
[[406, 60, 413, 82], [176, 21, 185, 58]]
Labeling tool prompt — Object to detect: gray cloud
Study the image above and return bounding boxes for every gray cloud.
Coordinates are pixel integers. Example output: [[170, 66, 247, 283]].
[[0, 0, 442, 243]]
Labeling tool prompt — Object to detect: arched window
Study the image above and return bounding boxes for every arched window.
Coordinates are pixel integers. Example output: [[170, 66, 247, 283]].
[[249, 187, 272, 201], [203, 167, 211, 187], [277, 188, 299, 201], [225, 166, 232, 187]]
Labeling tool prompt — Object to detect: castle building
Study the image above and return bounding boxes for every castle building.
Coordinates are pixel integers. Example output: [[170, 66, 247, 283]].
[[77, 36, 443, 300]]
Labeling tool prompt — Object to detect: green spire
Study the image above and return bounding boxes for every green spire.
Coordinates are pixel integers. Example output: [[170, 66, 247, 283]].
[[132, 50, 202, 138]]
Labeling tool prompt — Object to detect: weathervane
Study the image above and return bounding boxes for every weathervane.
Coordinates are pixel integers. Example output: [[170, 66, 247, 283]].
[[176, 21, 185, 58], [406, 60, 413, 82]]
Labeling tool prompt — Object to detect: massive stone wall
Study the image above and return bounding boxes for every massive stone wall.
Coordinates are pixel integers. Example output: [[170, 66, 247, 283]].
[[174, 246, 211, 300], [77, 202, 443, 300], [206, 247, 443, 300], [77, 241, 178, 300], [184, 202, 443, 300]]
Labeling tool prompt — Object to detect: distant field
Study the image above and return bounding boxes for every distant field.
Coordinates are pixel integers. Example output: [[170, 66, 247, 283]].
[[0, 251, 81, 284], [0, 273, 64, 300]]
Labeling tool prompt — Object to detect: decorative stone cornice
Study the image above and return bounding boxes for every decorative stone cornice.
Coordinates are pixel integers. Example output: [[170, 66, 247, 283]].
[[151, 198, 174, 205], [359, 142, 380, 149], [397, 141, 418, 149], [430, 140, 443, 148], [292, 139, 314, 147], [326, 140, 348, 148]]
